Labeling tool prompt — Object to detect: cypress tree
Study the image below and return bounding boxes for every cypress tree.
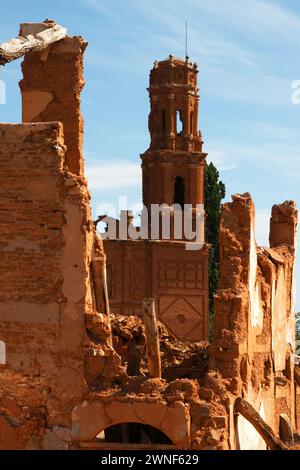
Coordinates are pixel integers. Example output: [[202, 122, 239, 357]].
[[204, 161, 226, 339]]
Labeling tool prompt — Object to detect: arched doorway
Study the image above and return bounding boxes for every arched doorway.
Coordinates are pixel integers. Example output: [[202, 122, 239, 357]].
[[174, 176, 185, 209], [79, 423, 175, 450], [72, 399, 190, 449], [92, 422, 174, 449], [103, 422, 172, 444]]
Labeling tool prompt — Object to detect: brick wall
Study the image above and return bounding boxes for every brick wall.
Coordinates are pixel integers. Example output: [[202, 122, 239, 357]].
[[0, 122, 95, 430], [20, 36, 87, 176], [211, 194, 298, 448]]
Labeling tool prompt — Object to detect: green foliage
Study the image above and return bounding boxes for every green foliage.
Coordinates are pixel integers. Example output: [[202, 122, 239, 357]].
[[204, 162, 226, 340]]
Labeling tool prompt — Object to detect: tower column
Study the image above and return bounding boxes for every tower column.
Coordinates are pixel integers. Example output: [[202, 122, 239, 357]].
[[148, 162, 154, 208], [188, 164, 198, 206], [162, 162, 173, 206], [184, 93, 191, 151], [194, 96, 199, 137], [167, 93, 175, 150]]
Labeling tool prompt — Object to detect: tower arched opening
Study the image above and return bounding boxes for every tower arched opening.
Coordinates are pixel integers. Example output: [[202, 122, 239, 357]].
[[161, 110, 166, 132], [174, 176, 185, 209], [176, 110, 183, 135]]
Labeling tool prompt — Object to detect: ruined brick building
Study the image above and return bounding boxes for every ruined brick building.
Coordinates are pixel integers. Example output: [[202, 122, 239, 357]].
[[102, 56, 209, 342], [0, 20, 299, 450]]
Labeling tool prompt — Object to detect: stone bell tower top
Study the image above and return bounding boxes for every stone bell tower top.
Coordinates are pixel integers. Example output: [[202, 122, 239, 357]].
[[147, 55, 203, 152], [141, 55, 207, 212]]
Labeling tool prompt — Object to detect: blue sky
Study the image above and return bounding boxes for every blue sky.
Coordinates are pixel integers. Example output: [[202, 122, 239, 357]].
[[1, 0, 300, 308]]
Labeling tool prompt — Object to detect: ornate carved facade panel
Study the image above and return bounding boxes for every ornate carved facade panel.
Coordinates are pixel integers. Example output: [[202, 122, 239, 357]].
[[159, 295, 205, 341], [104, 239, 209, 341]]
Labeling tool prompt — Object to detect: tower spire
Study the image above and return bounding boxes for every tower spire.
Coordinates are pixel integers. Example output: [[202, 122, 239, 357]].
[[141, 56, 207, 221], [146, 56, 201, 152], [185, 21, 188, 60]]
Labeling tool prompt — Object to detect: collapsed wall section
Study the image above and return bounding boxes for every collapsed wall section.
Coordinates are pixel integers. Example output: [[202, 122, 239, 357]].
[[211, 193, 298, 448], [0, 122, 96, 448], [19, 34, 87, 176]]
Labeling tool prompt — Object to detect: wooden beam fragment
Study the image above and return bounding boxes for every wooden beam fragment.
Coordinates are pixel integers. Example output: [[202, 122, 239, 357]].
[[91, 259, 112, 346], [0, 22, 67, 65], [143, 298, 161, 378], [91, 236, 113, 346], [234, 397, 288, 450]]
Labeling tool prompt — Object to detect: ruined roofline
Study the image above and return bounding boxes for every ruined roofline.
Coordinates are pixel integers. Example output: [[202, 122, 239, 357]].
[[0, 19, 67, 65], [153, 54, 198, 71]]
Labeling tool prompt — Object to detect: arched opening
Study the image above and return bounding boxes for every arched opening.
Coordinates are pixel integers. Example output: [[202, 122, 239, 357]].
[[102, 423, 173, 446], [161, 110, 166, 132], [176, 110, 183, 135], [72, 400, 190, 449], [0, 340, 6, 365], [174, 176, 185, 209]]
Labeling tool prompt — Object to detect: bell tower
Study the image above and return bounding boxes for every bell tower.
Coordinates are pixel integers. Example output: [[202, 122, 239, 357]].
[[141, 55, 207, 219], [103, 54, 209, 342]]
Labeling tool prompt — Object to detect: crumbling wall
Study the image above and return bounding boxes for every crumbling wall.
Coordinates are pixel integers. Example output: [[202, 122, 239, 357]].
[[71, 377, 229, 450], [211, 194, 298, 449], [0, 122, 97, 448], [0, 20, 299, 451], [0, 22, 126, 449], [19, 31, 87, 176], [69, 310, 230, 451]]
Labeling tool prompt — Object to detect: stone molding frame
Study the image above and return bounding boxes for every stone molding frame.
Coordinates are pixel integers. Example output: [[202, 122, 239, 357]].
[[71, 398, 190, 449]]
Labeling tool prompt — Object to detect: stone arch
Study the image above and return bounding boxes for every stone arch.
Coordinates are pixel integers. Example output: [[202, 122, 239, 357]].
[[71, 398, 190, 449], [102, 422, 172, 446]]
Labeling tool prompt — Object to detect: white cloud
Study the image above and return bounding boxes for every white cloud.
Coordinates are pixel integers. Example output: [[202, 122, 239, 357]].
[[86, 160, 141, 191], [82, 0, 300, 107], [83, 0, 121, 20], [187, 0, 300, 46], [206, 150, 237, 172], [204, 139, 300, 179], [247, 121, 300, 141], [205, 69, 291, 106]]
